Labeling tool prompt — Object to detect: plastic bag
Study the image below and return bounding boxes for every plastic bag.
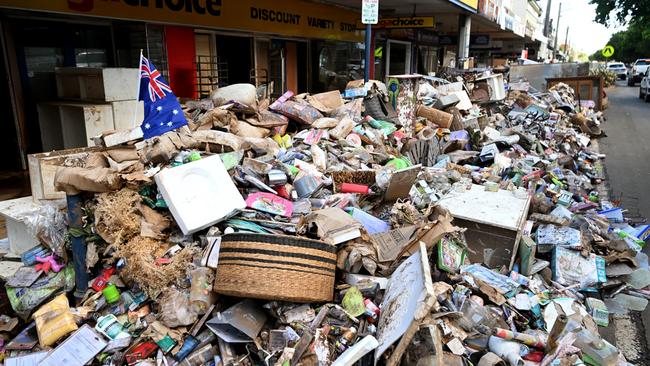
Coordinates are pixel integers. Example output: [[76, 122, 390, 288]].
[[32, 293, 78, 347], [158, 288, 198, 328], [6, 265, 75, 319], [24, 203, 67, 256]]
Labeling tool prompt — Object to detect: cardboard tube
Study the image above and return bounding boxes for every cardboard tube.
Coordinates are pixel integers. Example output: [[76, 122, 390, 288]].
[[417, 105, 453, 128], [546, 314, 568, 352]]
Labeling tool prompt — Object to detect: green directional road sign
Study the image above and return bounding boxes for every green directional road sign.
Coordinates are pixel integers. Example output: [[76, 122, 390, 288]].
[[601, 45, 615, 58]]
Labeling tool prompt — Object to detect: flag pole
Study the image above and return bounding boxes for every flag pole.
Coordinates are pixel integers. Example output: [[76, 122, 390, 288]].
[[132, 49, 143, 129]]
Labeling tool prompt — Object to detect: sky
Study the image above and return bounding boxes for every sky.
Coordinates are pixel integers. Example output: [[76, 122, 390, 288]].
[[538, 0, 627, 55]]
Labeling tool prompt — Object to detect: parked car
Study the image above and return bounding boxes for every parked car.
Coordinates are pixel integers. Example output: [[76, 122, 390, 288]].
[[628, 59, 650, 86], [606, 62, 627, 80], [639, 71, 650, 102]]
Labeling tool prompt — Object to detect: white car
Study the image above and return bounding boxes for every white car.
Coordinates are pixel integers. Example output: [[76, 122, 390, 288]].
[[638, 71, 650, 102], [607, 62, 627, 80], [628, 59, 650, 86]]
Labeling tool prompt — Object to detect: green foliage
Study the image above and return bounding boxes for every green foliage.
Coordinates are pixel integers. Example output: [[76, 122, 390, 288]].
[[589, 0, 650, 27], [589, 22, 650, 63], [590, 66, 617, 87]]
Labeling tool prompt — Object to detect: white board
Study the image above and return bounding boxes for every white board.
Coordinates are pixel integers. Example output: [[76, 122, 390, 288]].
[[436, 184, 530, 231], [375, 243, 434, 362]]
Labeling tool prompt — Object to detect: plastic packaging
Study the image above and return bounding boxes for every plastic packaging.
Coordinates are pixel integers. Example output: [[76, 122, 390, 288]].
[[189, 267, 216, 314], [24, 203, 67, 256], [6, 265, 75, 318], [573, 329, 618, 366], [32, 293, 78, 347], [158, 288, 198, 328], [551, 247, 606, 288]]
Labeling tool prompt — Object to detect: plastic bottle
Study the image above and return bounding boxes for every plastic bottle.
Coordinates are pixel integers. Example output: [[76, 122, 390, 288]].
[[488, 336, 528, 366], [332, 335, 378, 366], [573, 329, 618, 366], [189, 267, 216, 314], [178, 344, 215, 366], [95, 314, 130, 340]]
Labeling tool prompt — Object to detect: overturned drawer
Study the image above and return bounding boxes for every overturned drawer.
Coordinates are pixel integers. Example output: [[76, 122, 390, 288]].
[[436, 184, 531, 269]]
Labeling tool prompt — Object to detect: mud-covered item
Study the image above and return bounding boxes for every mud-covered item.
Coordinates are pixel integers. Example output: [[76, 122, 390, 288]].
[[214, 233, 336, 302], [32, 293, 78, 347], [272, 100, 323, 125], [6, 265, 75, 319]]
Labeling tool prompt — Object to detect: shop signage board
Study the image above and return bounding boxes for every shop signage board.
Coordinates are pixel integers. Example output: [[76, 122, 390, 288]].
[[361, 0, 379, 25], [356, 16, 435, 29], [449, 0, 478, 13], [0, 0, 363, 42]]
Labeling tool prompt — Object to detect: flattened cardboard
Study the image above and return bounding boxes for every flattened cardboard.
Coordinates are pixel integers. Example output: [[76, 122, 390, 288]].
[[54, 166, 122, 195], [371, 225, 418, 263], [384, 165, 422, 202], [303, 207, 362, 245], [6, 266, 42, 288]]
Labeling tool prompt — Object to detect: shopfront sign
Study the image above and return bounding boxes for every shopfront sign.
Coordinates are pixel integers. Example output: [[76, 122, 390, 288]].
[[0, 0, 363, 42], [357, 16, 435, 29], [449, 0, 478, 13]]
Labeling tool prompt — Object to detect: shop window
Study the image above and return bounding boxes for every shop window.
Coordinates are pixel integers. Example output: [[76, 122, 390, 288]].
[[24, 47, 64, 74], [75, 48, 108, 68], [315, 41, 364, 92]]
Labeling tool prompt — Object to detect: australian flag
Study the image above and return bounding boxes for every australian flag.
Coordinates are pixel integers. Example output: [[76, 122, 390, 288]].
[[139, 55, 187, 139]]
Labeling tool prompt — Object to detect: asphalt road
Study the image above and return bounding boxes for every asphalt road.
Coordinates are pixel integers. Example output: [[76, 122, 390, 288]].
[[599, 80, 650, 364]]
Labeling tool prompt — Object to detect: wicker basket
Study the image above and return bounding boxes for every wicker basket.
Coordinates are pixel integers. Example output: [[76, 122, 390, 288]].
[[214, 233, 337, 302]]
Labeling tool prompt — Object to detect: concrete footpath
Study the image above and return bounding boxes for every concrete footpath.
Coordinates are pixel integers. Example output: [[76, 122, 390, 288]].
[[599, 81, 650, 365]]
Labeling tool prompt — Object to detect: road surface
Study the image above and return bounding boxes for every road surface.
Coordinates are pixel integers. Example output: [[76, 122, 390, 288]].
[[600, 80, 650, 364]]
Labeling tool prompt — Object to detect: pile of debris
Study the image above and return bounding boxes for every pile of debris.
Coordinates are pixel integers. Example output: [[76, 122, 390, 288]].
[[0, 72, 647, 366]]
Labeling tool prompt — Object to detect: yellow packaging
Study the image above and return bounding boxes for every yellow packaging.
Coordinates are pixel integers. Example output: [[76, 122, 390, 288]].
[[32, 293, 78, 347]]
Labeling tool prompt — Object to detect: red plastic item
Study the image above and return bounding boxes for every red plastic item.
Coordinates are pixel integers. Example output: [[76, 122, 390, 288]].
[[91, 266, 116, 292], [340, 183, 371, 194], [523, 350, 544, 362], [275, 185, 290, 199], [125, 342, 159, 365]]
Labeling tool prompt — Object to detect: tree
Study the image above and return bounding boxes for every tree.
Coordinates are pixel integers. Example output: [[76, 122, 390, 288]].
[[589, 22, 650, 63], [589, 0, 650, 27]]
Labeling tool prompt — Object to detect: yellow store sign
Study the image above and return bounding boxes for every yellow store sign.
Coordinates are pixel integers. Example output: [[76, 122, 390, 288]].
[[449, 0, 478, 12], [0, 0, 363, 42]]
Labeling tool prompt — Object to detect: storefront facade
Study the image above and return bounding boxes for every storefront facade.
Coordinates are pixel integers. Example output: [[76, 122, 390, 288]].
[[0, 0, 364, 170]]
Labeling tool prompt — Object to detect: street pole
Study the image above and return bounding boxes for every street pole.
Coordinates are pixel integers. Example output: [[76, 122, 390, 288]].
[[543, 0, 552, 36], [552, 2, 561, 61], [365, 24, 371, 82], [564, 26, 569, 61]]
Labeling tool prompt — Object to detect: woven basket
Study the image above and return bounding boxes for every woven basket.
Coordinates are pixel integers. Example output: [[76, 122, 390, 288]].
[[214, 233, 337, 303]]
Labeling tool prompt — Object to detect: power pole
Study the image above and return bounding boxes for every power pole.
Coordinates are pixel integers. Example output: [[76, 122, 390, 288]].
[[552, 2, 561, 61], [564, 26, 570, 61], [543, 0, 552, 36]]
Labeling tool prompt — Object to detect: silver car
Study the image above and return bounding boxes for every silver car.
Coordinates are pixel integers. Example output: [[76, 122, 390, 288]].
[[607, 62, 627, 80]]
